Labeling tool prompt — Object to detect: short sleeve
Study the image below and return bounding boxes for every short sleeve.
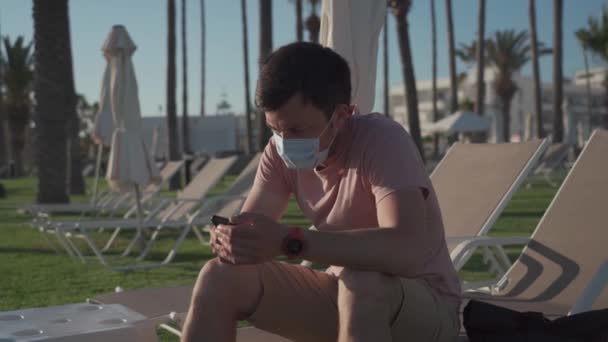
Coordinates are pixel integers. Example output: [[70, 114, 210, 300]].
[[362, 121, 429, 203], [252, 138, 293, 196]]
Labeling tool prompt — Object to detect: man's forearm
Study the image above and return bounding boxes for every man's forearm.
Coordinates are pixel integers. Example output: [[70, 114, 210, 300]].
[[299, 227, 434, 277]]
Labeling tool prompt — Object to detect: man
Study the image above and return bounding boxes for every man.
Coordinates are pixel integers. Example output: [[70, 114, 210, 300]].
[[182, 42, 461, 342]]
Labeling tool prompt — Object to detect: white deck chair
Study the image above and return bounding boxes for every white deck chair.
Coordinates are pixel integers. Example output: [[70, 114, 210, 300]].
[[527, 142, 571, 188], [432, 139, 548, 289], [43, 156, 237, 271], [21, 161, 184, 218], [29, 161, 184, 255], [139, 153, 262, 259]]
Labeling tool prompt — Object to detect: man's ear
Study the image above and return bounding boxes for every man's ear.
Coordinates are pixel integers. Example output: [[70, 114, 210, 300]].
[[333, 104, 354, 130]]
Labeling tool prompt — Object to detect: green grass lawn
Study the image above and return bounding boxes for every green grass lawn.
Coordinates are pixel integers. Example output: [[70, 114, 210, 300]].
[[0, 174, 560, 340]]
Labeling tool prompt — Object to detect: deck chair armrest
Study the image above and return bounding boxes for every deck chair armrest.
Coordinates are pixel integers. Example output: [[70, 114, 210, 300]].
[[569, 260, 608, 315], [202, 194, 248, 203], [450, 236, 530, 269], [187, 195, 248, 225], [172, 197, 206, 203]]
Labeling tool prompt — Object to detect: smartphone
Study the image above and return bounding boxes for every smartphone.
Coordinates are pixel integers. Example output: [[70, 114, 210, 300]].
[[210, 215, 231, 227]]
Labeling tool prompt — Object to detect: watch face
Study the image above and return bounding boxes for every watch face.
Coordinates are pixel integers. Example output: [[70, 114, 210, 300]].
[[286, 239, 303, 255]]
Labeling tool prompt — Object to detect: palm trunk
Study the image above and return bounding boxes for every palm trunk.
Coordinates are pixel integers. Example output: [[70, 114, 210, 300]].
[[306, 0, 320, 44], [446, 0, 458, 113], [529, 0, 544, 139], [257, 0, 273, 151], [501, 95, 512, 142], [431, 0, 439, 158], [0, 116, 6, 167], [552, 0, 563, 142], [241, 0, 253, 154], [383, 10, 389, 118], [167, 0, 181, 189], [0, 62, 7, 166], [200, 0, 205, 116], [472, 0, 486, 143], [32, 0, 70, 203], [181, 0, 191, 155], [395, 12, 425, 162], [296, 0, 303, 42], [475, 0, 485, 115]]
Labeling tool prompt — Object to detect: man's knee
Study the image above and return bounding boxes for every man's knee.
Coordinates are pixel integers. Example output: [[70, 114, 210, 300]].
[[338, 268, 402, 310], [192, 258, 257, 297], [191, 258, 262, 315]]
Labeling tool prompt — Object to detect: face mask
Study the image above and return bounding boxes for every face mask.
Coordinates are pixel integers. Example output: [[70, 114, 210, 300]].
[[273, 114, 337, 170]]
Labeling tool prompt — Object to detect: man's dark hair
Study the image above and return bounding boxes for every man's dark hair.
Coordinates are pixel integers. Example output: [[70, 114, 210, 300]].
[[255, 42, 351, 118]]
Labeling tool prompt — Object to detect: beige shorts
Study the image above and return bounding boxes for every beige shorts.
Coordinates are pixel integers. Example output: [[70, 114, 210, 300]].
[[246, 261, 460, 342]]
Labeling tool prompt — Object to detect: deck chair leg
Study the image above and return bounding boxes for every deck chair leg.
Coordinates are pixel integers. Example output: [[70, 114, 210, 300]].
[[136, 226, 163, 261], [63, 233, 88, 263], [491, 245, 513, 271], [80, 231, 112, 268], [481, 246, 507, 277], [158, 224, 192, 266], [159, 323, 182, 338], [192, 224, 207, 245], [102, 227, 123, 253], [41, 229, 76, 258], [38, 229, 62, 254], [120, 227, 140, 257], [454, 248, 477, 271]]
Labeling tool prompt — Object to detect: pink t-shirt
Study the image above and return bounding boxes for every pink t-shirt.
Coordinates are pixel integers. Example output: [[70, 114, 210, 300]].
[[253, 113, 461, 303]]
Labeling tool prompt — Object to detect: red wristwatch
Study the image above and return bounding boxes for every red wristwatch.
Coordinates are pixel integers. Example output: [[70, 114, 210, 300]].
[[282, 227, 305, 259]]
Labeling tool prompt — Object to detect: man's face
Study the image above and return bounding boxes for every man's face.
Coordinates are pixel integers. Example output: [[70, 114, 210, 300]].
[[265, 93, 352, 151]]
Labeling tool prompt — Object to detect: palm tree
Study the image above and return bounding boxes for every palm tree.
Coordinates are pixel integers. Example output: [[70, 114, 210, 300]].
[[167, 0, 180, 189], [529, 0, 545, 138], [389, 0, 424, 162], [257, 0, 273, 151], [475, 0, 485, 117], [383, 9, 389, 118], [446, 0, 458, 113], [32, 0, 70, 203], [486, 30, 533, 142], [575, 7, 608, 129], [181, 0, 191, 156], [0, 20, 7, 167], [431, 0, 439, 158], [553, 0, 563, 143], [295, 0, 304, 42], [241, 0, 253, 154], [305, 0, 320, 43], [200, 0, 205, 116], [1, 37, 33, 177]]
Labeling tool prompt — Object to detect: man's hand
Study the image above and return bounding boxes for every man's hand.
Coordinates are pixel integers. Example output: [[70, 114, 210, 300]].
[[209, 212, 289, 264]]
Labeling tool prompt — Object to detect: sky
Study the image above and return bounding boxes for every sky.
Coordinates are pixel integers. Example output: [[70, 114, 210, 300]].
[[1, 0, 607, 116]]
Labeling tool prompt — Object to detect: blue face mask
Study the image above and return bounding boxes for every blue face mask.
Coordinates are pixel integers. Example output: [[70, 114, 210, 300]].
[[273, 114, 337, 170]]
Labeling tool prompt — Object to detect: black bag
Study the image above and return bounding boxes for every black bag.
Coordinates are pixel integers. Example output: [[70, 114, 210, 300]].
[[463, 299, 608, 342]]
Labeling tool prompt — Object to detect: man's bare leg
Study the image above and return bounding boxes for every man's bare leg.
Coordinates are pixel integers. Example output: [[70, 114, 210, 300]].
[[181, 258, 263, 342], [337, 269, 403, 342]]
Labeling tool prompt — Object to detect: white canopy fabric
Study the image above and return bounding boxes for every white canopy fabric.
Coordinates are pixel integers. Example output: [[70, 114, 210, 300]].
[[426, 111, 490, 135], [104, 25, 160, 192], [92, 55, 114, 146], [320, 0, 385, 114]]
